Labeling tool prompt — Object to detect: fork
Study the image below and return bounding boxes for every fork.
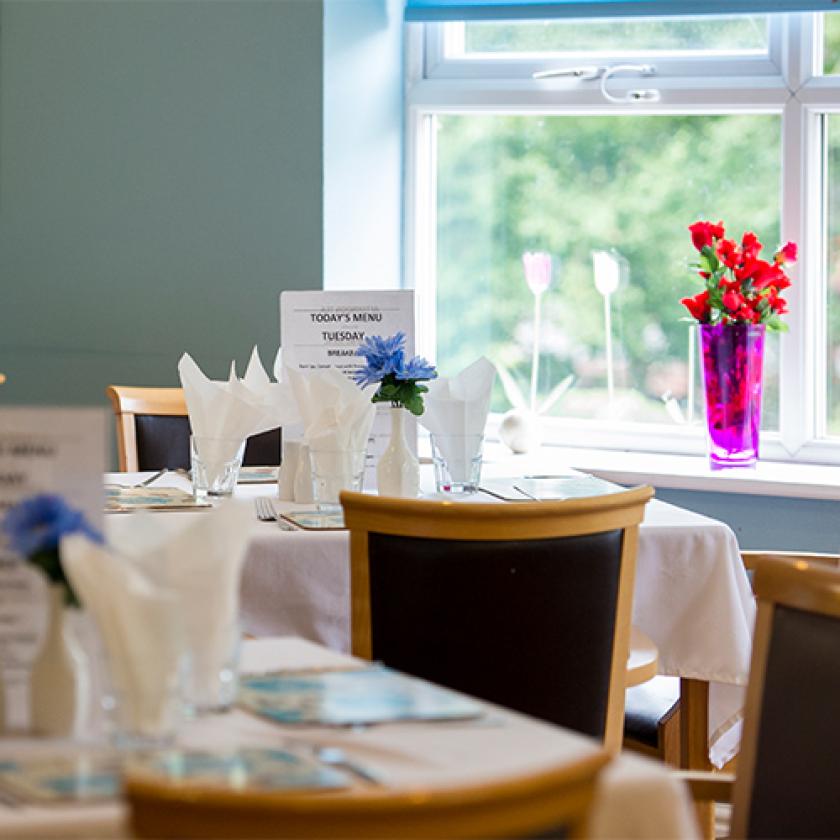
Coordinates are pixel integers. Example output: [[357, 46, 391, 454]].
[[255, 497, 278, 521], [255, 498, 296, 530]]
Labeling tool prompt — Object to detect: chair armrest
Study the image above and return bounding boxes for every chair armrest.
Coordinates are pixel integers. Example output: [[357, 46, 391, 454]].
[[675, 770, 734, 803]]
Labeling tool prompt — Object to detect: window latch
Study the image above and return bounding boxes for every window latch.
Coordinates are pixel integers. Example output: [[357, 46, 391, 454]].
[[533, 63, 660, 104]]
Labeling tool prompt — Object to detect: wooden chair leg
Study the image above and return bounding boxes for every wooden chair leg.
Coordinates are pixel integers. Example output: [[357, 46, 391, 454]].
[[679, 678, 710, 770], [680, 678, 714, 839]]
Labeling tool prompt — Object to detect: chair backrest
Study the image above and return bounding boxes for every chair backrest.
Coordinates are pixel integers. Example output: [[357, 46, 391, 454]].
[[731, 557, 840, 839], [105, 385, 281, 472], [126, 750, 610, 839], [341, 486, 653, 753]]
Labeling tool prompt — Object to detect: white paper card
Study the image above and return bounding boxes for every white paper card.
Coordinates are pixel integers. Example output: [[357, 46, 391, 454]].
[[280, 290, 415, 376], [0, 408, 106, 687], [280, 291, 417, 472]]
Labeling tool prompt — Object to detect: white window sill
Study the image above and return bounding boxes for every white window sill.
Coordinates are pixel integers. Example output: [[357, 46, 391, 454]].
[[481, 440, 840, 502]]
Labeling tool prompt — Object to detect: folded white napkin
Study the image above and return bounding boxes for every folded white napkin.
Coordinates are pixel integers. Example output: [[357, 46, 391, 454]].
[[179, 347, 301, 472], [286, 367, 376, 454], [420, 357, 497, 467], [61, 534, 184, 738], [72, 502, 254, 712]]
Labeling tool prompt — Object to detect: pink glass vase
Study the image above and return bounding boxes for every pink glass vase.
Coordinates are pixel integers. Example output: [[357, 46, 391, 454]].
[[699, 323, 765, 469]]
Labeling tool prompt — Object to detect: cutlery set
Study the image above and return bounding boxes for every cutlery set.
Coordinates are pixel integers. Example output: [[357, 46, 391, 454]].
[[254, 497, 296, 530]]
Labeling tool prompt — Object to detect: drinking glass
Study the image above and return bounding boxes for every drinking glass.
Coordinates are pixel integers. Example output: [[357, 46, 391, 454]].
[[182, 618, 241, 715], [309, 449, 366, 511], [430, 434, 484, 494], [190, 436, 246, 498]]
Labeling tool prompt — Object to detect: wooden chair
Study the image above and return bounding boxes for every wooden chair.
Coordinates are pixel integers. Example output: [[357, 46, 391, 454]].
[[105, 385, 281, 472], [682, 554, 840, 838], [624, 550, 840, 770], [341, 486, 654, 754], [623, 674, 681, 765], [126, 751, 610, 839]]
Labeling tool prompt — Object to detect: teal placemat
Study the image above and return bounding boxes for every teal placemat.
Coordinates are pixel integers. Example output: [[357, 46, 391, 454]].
[[127, 748, 348, 792], [240, 665, 483, 726]]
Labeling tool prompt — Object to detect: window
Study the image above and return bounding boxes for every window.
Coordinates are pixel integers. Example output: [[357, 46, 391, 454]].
[[407, 12, 840, 463]]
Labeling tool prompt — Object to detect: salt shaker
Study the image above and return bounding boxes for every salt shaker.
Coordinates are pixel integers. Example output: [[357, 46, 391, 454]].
[[292, 443, 315, 503]]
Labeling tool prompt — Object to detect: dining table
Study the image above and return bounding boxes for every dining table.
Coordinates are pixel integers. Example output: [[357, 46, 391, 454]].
[[104, 451, 755, 772], [0, 636, 697, 839]]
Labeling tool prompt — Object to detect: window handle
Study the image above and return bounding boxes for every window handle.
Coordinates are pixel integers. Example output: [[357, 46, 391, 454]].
[[533, 63, 660, 104], [533, 65, 602, 81], [600, 64, 660, 104]]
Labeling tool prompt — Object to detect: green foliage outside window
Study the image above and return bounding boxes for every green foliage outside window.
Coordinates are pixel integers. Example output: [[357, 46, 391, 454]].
[[435, 113, 781, 427]]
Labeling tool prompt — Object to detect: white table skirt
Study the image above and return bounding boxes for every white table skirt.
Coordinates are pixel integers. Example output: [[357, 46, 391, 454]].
[[106, 469, 755, 767], [0, 637, 697, 839]]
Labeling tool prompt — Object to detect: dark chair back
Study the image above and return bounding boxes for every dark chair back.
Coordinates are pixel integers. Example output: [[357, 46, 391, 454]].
[[135, 415, 281, 470], [732, 558, 840, 839], [368, 531, 621, 738], [342, 487, 653, 752], [106, 385, 281, 471]]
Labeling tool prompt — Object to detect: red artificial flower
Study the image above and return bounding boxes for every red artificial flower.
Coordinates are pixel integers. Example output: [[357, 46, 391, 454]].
[[716, 238, 741, 269], [681, 290, 710, 320], [766, 288, 788, 314], [750, 260, 786, 291], [689, 220, 725, 252], [734, 256, 758, 282], [774, 241, 798, 265], [741, 231, 762, 261], [722, 290, 745, 312]]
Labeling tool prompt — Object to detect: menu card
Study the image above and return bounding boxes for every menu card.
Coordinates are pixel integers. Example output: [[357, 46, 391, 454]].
[[280, 290, 415, 378], [280, 290, 417, 466], [0, 408, 106, 700]]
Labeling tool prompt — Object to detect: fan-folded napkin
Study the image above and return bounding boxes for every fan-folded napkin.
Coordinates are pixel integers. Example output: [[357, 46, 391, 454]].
[[61, 534, 183, 738], [286, 367, 376, 454], [420, 357, 496, 465], [179, 347, 300, 473], [67, 502, 253, 716]]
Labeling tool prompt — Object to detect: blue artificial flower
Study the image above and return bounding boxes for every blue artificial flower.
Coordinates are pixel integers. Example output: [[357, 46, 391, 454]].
[[395, 354, 438, 382], [2, 494, 103, 558], [353, 332, 407, 387]]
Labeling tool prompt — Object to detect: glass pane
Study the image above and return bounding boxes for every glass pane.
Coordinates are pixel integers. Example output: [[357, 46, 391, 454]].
[[825, 115, 840, 433], [462, 17, 767, 55], [435, 114, 781, 430], [824, 12, 840, 75]]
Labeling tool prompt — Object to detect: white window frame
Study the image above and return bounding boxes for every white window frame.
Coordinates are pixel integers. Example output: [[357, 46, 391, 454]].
[[406, 12, 840, 466], [424, 17, 785, 80]]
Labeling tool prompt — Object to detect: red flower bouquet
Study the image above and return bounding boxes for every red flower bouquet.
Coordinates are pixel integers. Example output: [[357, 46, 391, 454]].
[[682, 221, 797, 469], [681, 221, 796, 331]]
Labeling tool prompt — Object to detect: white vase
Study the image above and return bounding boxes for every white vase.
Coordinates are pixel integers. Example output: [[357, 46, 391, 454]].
[[30, 585, 90, 738], [377, 407, 419, 498]]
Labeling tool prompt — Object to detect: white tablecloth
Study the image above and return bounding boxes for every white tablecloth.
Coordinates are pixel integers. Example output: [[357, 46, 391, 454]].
[[0, 637, 697, 839], [106, 468, 755, 768]]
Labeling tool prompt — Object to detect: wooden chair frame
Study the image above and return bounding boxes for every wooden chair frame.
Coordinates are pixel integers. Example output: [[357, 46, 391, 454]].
[[105, 385, 187, 472], [681, 551, 840, 771], [341, 486, 653, 754], [127, 745, 609, 839], [681, 554, 840, 838]]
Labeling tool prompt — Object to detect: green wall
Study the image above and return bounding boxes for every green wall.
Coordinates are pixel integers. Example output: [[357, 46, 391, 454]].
[[0, 0, 324, 404]]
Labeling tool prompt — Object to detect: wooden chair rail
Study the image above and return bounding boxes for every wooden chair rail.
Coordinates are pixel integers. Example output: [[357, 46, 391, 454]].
[[127, 751, 610, 839]]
